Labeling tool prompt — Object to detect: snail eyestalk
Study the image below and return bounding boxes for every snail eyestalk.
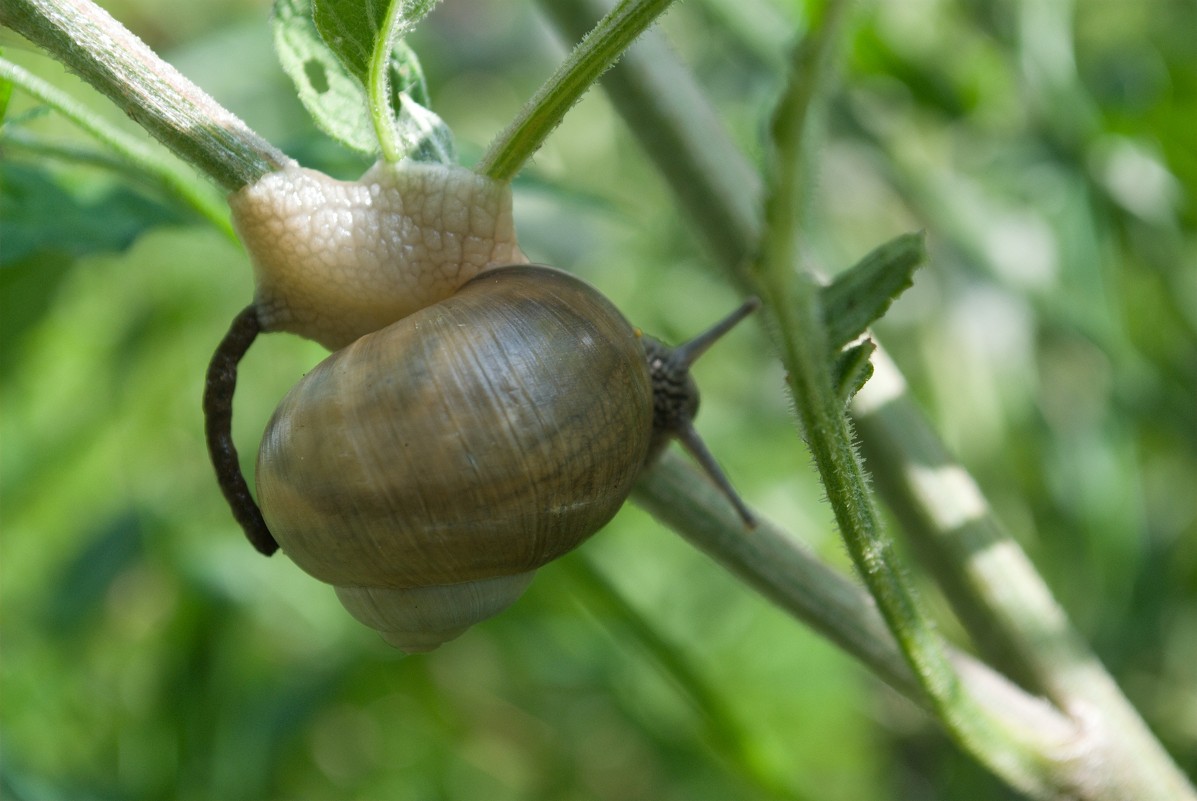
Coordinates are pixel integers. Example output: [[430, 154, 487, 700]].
[[643, 297, 761, 528], [204, 304, 279, 556], [666, 296, 762, 367]]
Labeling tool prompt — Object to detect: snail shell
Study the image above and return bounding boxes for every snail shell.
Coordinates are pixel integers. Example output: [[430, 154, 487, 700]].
[[209, 162, 757, 650], [255, 266, 653, 651]]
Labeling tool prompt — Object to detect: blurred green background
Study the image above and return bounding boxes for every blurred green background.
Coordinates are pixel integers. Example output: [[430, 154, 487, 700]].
[[2, 0, 1194, 799]]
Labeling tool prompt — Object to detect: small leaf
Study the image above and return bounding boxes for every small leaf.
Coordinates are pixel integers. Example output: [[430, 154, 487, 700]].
[[313, 0, 439, 83], [273, 0, 377, 155], [312, 0, 386, 83], [833, 338, 876, 403], [386, 41, 455, 163], [0, 160, 186, 267], [388, 39, 432, 108], [394, 90, 455, 163], [822, 231, 926, 350], [273, 0, 453, 162]]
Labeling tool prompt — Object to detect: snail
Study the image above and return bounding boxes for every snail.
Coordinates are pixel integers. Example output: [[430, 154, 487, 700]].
[[204, 160, 757, 651]]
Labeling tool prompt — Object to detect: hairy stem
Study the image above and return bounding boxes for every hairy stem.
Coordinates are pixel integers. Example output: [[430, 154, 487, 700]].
[[1, 0, 293, 190], [750, 2, 1052, 791], [367, 1, 405, 162], [476, 0, 678, 182], [534, 0, 760, 285]]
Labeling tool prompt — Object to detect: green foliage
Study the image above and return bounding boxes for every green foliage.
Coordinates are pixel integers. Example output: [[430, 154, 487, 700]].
[[272, 0, 453, 161], [312, 0, 436, 84], [0, 162, 186, 267], [822, 232, 925, 351], [0, 161, 189, 374], [0, 69, 12, 118], [2, 0, 1195, 799], [818, 232, 925, 401], [832, 338, 875, 402]]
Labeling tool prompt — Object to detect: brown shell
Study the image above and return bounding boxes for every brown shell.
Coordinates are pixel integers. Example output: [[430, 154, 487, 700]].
[[255, 266, 653, 589]]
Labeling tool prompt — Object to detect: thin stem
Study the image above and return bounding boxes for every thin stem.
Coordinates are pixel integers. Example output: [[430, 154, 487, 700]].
[[368, 2, 405, 162], [753, 0, 1053, 790], [476, 0, 677, 182], [0, 57, 235, 238], [535, 0, 761, 286], [1, 0, 293, 191]]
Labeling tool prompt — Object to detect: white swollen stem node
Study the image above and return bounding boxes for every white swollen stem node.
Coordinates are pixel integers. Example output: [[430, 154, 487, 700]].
[[228, 160, 527, 350]]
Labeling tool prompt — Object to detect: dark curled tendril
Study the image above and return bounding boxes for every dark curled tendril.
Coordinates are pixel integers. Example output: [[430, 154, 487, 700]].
[[203, 305, 279, 555]]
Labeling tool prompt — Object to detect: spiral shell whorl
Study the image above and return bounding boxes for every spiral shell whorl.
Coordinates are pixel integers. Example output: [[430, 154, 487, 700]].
[[335, 572, 536, 652], [254, 267, 654, 647]]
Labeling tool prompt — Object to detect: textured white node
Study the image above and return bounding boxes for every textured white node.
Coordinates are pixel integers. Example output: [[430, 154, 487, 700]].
[[229, 160, 527, 350]]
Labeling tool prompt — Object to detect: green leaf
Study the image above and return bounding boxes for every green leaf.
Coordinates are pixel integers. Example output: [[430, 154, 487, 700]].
[[0, 162, 188, 374], [313, 0, 437, 83], [822, 231, 926, 351], [387, 42, 455, 163], [387, 39, 432, 108], [393, 89, 455, 163], [0, 161, 186, 267], [312, 0, 385, 84], [273, 0, 378, 155], [833, 338, 876, 403], [273, 0, 452, 162]]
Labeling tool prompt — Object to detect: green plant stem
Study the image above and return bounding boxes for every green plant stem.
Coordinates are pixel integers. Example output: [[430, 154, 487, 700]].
[[475, 0, 677, 183], [0, 57, 234, 238], [750, 3, 1052, 791], [367, 2, 405, 162], [634, 452, 1075, 751], [535, 0, 760, 287], [1, 0, 292, 191]]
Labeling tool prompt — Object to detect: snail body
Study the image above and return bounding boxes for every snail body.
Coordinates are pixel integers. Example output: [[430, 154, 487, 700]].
[[228, 160, 525, 350], [256, 266, 652, 650], [207, 160, 756, 651]]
